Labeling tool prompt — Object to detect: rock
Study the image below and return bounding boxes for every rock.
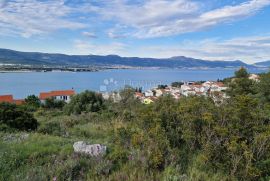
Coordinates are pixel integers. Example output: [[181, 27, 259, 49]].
[[73, 141, 107, 156]]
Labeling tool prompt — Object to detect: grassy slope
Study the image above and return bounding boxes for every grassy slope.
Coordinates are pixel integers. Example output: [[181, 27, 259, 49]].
[[0, 111, 114, 180], [0, 110, 228, 181]]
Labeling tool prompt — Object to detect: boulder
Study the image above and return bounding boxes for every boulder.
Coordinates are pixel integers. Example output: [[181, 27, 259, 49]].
[[73, 141, 107, 156]]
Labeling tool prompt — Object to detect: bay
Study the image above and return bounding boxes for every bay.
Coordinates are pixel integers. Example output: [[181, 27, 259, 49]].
[[0, 68, 266, 99]]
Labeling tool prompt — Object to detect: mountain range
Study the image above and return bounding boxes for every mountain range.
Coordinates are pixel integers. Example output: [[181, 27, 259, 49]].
[[254, 61, 270, 67], [0, 48, 265, 68]]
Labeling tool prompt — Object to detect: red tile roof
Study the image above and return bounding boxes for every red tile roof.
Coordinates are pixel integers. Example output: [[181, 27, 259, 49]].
[[39, 90, 75, 100], [0, 95, 13, 103], [192, 84, 203, 88], [13, 99, 25, 105], [0, 95, 25, 105], [215, 82, 225, 87], [135, 92, 144, 97]]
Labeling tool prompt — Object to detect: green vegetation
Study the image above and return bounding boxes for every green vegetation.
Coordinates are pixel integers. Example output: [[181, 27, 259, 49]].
[[158, 84, 168, 89], [24, 95, 41, 111], [0, 68, 270, 180], [64, 90, 104, 115], [171, 81, 184, 87], [227, 67, 256, 97], [0, 103, 38, 131], [42, 98, 66, 109]]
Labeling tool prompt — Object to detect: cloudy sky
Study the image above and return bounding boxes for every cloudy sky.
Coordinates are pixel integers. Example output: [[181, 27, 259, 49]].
[[0, 0, 270, 63]]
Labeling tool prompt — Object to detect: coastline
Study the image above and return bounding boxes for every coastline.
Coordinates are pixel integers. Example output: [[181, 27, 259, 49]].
[[0, 66, 268, 73]]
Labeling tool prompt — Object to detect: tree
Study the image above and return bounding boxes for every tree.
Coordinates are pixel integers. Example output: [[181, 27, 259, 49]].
[[118, 87, 141, 120], [227, 67, 256, 97], [135, 87, 143, 93], [157, 85, 167, 89], [42, 98, 66, 109], [171, 82, 184, 88], [64, 90, 104, 115], [235, 67, 249, 78], [119, 87, 137, 105], [257, 71, 270, 103], [24, 95, 41, 110], [0, 103, 38, 131], [201, 95, 269, 179]]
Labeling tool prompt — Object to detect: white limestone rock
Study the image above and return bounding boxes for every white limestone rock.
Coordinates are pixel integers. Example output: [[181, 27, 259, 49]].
[[73, 141, 107, 156]]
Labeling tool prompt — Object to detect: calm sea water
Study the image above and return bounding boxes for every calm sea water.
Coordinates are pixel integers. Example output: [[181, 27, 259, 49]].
[[0, 69, 266, 99]]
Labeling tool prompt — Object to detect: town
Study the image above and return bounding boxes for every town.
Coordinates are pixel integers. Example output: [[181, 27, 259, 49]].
[[134, 80, 228, 105], [0, 74, 260, 105]]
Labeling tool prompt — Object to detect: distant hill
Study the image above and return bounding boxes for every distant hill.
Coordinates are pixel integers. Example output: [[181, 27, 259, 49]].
[[0, 48, 252, 68], [254, 60, 270, 67]]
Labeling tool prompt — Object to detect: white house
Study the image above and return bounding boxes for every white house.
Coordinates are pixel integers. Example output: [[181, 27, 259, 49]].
[[180, 85, 197, 96], [144, 90, 154, 97], [39, 90, 75, 103], [249, 74, 260, 82], [210, 82, 227, 92], [155, 89, 165, 97]]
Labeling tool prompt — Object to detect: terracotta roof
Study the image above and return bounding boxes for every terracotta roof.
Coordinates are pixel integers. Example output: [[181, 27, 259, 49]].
[[215, 82, 225, 87], [14, 99, 25, 105], [0, 95, 13, 103], [192, 84, 203, 88], [39, 90, 75, 100], [135, 92, 144, 97], [0, 95, 25, 105]]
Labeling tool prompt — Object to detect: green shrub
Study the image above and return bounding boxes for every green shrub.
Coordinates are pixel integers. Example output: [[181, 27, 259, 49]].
[[64, 90, 104, 115], [38, 120, 66, 136], [23, 95, 41, 111], [0, 103, 38, 131], [42, 98, 66, 109]]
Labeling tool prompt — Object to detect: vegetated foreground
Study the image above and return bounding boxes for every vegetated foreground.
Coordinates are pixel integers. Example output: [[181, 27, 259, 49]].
[[0, 68, 270, 181]]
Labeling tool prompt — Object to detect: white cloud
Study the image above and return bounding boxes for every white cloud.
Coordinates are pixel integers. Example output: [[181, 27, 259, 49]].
[[82, 31, 97, 38], [107, 25, 130, 39], [73, 40, 127, 55], [138, 35, 270, 63], [100, 0, 199, 28], [93, 0, 270, 38], [0, 0, 269, 39], [136, 0, 270, 38], [0, 0, 85, 37]]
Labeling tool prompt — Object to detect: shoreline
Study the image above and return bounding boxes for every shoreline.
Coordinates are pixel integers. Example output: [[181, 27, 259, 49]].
[[0, 67, 268, 73]]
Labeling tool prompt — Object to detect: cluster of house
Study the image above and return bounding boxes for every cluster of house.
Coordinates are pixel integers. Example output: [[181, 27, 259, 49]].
[[0, 74, 260, 105], [135, 86, 182, 104], [180, 81, 227, 97], [135, 81, 228, 104], [135, 73, 260, 104], [0, 90, 75, 105]]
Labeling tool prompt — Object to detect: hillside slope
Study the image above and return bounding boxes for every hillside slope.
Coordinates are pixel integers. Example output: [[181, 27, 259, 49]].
[[0, 48, 251, 68]]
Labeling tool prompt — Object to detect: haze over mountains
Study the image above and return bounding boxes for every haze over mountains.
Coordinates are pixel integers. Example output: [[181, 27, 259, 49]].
[[254, 61, 270, 67], [0, 48, 265, 68]]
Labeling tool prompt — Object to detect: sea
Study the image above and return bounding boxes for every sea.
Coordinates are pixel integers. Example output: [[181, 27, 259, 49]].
[[0, 68, 267, 99]]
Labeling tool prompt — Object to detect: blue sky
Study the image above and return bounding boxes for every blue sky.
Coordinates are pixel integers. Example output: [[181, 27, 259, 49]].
[[0, 0, 270, 63]]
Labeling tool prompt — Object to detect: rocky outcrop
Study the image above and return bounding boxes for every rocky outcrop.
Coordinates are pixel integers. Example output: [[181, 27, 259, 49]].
[[73, 141, 107, 156]]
